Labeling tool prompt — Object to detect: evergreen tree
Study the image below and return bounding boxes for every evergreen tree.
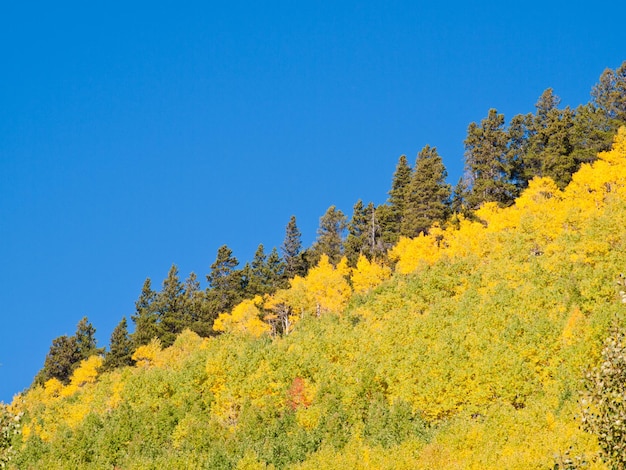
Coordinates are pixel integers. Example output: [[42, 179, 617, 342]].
[[345, 200, 380, 266], [464, 108, 517, 209], [242, 244, 266, 297], [282, 215, 306, 279], [570, 103, 615, 165], [206, 245, 243, 319], [34, 335, 79, 385], [450, 176, 470, 218], [74, 316, 104, 361], [35, 317, 103, 385], [506, 112, 533, 191], [156, 264, 187, 347], [182, 271, 210, 337], [103, 317, 134, 371], [380, 155, 412, 245], [131, 278, 159, 348], [401, 145, 451, 237], [309, 205, 347, 266], [522, 89, 576, 189], [592, 60, 626, 125], [266, 247, 286, 291]]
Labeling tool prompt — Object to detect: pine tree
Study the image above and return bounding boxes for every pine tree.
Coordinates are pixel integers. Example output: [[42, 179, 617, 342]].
[[206, 245, 242, 319], [74, 316, 104, 361], [464, 108, 517, 209], [156, 264, 187, 347], [103, 317, 134, 371], [570, 103, 615, 165], [592, 60, 626, 125], [131, 278, 159, 348], [282, 215, 306, 279], [401, 145, 451, 237], [309, 205, 347, 266], [34, 335, 79, 385], [265, 247, 286, 291], [380, 155, 412, 245], [35, 317, 103, 385], [183, 272, 211, 337], [345, 200, 380, 266], [522, 89, 576, 189]]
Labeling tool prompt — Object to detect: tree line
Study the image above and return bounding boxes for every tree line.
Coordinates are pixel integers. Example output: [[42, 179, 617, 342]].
[[34, 61, 626, 386]]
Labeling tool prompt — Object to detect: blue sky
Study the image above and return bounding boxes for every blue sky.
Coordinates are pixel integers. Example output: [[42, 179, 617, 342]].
[[1, 1, 625, 402]]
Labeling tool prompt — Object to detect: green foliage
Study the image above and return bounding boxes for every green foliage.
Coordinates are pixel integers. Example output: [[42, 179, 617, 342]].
[[12, 66, 626, 469], [581, 327, 626, 469], [401, 145, 451, 237], [309, 206, 347, 266], [103, 317, 134, 371], [0, 405, 21, 468], [464, 108, 517, 208], [35, 317, 103, 386], [283, 216, 307, 279]]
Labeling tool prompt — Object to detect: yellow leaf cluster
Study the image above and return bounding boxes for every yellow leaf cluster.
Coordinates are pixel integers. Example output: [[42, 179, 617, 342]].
[[213, 296, 270, 337], [351, 255, 392, 294], [132, 338, 164, 368]]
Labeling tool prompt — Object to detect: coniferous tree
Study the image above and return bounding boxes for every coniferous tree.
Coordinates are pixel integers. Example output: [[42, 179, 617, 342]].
[[592, 60, 626, 126], [464, 108, 517, 209], [450, 176, 470, 218], [265, 247, 286, 291], [345, 200, 380, 266], [309, 205, 347, 266], [74, 316, 104, 361], [379, 155, 412, 246], [156, 264, 187, 347], [243, 244, 267, 297], [401, 145, 451, 238], [103, 317, 134, 371], [570, 102, 615, 165], [206, 245, 243, 319], [282, 216, 306, 279], [183, 272, 212, 337], [34, 335, 79, 385], [131, 278, 159, 348], [35, 317, 103, 385], [521, 89, 576, 189]]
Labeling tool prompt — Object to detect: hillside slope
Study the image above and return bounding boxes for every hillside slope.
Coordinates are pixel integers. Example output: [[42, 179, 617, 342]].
[[4, 128, 626, 469]]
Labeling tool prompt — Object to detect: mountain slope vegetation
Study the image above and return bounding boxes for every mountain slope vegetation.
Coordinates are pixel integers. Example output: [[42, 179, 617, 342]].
[[2, 62, 626, 469]]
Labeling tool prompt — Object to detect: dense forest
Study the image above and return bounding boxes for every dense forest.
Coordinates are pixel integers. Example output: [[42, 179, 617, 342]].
[[2, 61, 626, 469]]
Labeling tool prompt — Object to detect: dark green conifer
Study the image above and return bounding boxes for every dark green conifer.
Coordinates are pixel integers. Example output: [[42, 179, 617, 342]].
[[206, 245, 243, 319], [34, 335, 79, 385], [380, 155, 412, 245], [592, 60, 626, 125], [156, 264, 187, 347], [282, 216, 306, 279], [345, 200, 380, 266], [400, 146, 451, 238], [463, 109, 516, 209], [131, 278, 159, 348], [74, 316, 104, 361], [309, 205, 347, 266], [103, 317, 134, 371]]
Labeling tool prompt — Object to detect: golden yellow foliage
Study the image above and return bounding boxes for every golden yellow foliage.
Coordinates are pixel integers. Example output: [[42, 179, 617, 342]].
[[132, 337, 163, 368], [213, 296, 270, 337], [67, 355, 103, 389], [351, 255, 392, 294], [390, 234, 442, 274]]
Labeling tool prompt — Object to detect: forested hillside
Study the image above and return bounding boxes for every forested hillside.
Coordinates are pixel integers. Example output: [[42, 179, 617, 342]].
[[2, 63, 626, 469]]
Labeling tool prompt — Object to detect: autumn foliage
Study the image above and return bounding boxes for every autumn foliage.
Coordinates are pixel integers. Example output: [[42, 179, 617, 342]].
[[5, 118, 626, 468]]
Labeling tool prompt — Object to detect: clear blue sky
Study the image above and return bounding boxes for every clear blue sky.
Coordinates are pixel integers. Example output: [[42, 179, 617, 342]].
[[1, 1, 624, 402]]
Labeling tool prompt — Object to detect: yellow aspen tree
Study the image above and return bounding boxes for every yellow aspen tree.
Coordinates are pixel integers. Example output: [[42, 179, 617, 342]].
[[351, 254, 392, 294], [213, 296, 270, 337], [303, 255, 352, 316]]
